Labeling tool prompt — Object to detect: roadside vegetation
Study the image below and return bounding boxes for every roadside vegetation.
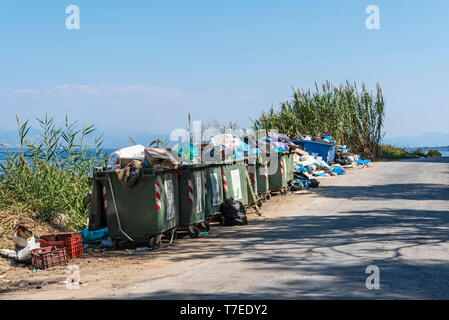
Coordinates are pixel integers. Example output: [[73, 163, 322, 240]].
[[378, 145, 443, 160], [0, 116, 105, 231], [253, 81, 385, 159]]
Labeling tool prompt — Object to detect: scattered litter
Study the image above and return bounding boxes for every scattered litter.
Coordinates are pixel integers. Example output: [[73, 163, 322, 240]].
[[13, 225, 40, 262], [1, 249, 17, 259], [36, 281, 48, 289], [136, 247, 150, 252], [79, 227, 109, 244], [100, 238, 113, 248], [59, 265, 85, 289]]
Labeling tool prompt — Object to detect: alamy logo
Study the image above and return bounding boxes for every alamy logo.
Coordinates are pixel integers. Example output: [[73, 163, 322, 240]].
[[66, 5, 80, 30], [365, 265, 380, 289], [365, 5, 380, 30]]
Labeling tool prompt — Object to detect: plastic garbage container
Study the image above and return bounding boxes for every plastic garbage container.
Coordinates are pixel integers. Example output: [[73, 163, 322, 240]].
[[268, 152, 289, 195], [93, 167, 178, 249], [285, 151, 295, 182], [177, 164, 208, 237], [221, 158, 249, 206], [256, 160, 270, 200], [204, 162, 224, 219], [298, 139, 336, 163], [245, 156, 263, 206]]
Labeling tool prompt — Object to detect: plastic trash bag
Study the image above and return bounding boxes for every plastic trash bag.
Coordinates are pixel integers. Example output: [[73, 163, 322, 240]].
[[236, 141, 260, 156], [288, 179, 304, 191], [233, 151, 244, 159], [1, 249, 17, 259], [173, 142, 200, 162], [16, 236, 40, 262], [309, 179, 320, 188], [219, 199, 248, 226], [109, 145, 145, 171], [79, 227, 109, 243], [333, 166, 346, 175], [356, 159, 370, 166], [294, 172, 320, 189], [13, 225, 40, 262]]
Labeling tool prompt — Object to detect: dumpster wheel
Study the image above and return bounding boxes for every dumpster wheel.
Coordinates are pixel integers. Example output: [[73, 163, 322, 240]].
[[188, 225, 201, 238], [149, 234, 162, 250], [200, 221, 210, 232], [112, 238, 120, 250]]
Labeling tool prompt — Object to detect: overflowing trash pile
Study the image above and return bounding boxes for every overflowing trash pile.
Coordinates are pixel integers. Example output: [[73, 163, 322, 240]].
[[290, 134, 371, 180], [0, 130, 373, 278]]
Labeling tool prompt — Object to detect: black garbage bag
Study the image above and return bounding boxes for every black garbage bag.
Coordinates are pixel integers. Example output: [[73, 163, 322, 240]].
[[309, 179, 320, 188], [294, 171, 310, 180], [219, 198, 248, 226], [288, 179, 304, 191], [334, 150, 352, 166]]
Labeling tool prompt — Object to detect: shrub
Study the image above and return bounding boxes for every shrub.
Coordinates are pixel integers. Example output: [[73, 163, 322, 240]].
[[426, 149, 442, 158], [377, 145, 416, 160], [0, 116, 105, 230]]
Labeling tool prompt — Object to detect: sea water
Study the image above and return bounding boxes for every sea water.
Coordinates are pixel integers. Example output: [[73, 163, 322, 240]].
[[0, 149, 115, 163]]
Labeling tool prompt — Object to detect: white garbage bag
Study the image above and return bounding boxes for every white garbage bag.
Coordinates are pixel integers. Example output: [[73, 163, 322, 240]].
[[108, 145, 145, 170], [16, 236, 40, 262]]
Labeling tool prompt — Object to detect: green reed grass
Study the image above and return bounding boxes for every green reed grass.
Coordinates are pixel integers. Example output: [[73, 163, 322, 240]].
[[0, 115, 106, 230], [253, 81, 385, 158]]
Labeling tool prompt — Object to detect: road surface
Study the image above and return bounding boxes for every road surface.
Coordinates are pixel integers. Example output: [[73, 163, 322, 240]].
[[1, 158, 449, 299]]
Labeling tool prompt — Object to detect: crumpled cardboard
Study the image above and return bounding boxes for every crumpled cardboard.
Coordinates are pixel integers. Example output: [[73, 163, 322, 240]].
[[144, 148, 180, 169]]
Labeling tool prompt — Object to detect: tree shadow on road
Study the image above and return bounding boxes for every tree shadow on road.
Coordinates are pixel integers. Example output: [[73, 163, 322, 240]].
[[128, 206, 449, 299], [314, 183, 449, 201]]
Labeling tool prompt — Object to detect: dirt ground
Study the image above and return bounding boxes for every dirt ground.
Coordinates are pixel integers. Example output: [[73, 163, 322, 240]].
[[2, 158, 449, 299]]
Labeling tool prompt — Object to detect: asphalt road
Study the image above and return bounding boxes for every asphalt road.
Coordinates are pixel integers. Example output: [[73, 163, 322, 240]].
[[2, 158, 449, 299]]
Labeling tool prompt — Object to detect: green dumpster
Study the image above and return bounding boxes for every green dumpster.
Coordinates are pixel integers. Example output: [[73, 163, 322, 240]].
[[95, 167, 179, 249], [204, 162, 224, 219], [246, 157, 258, 196], [256, 160, 270, 200], [221, 158, 249, 205], [286, 151, 295, 182], [177, 164, 207, 237], [246, 156, 266, 205], [268, 152, 289, 195]]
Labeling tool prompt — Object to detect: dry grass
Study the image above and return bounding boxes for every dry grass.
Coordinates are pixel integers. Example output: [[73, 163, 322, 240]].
[[0, 209, 64, 250]]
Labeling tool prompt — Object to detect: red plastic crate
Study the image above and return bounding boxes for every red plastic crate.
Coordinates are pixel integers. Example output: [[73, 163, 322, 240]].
[[31, 246, 68, 270], [39, 232, 83, 259]]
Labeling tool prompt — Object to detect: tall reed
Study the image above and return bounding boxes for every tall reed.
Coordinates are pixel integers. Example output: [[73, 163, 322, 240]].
[[0, 115, 105, 230], [253, 81, 385, 158]]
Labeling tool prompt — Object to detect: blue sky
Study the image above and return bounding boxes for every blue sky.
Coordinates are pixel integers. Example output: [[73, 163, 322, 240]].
[[0, 0, 448, 139]]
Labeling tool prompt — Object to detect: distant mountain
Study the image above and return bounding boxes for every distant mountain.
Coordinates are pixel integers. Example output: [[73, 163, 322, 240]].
[[383, 132, 449, 148]]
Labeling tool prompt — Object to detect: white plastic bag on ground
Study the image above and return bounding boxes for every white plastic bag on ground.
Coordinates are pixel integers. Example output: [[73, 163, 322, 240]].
[[0, 249, 17, 259], [16, 236, 40, 261]]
